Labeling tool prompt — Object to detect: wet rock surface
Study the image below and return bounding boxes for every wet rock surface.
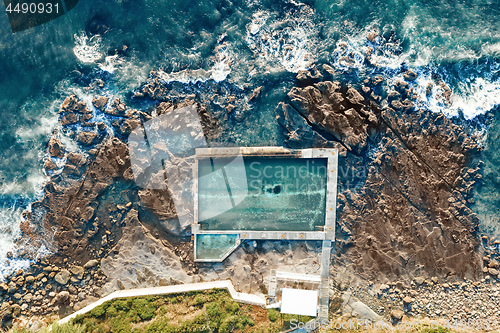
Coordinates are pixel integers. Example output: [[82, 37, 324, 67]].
[[278, 66, 485, 282]]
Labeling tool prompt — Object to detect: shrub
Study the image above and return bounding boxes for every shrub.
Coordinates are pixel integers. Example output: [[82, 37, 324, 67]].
[[108, 317, 133, 333], [105, 304, 118, 317], [225, 302, 239, 314], [89, 300, 111, 318], [51, 322, 86, 333], [192, 294, 205, 306], [206, 303, 221, 319], [219, 315, 238, 333], [90, 305, 106, 318], [113, 299, 131, 312], [132, 298, 156, 321], [268, 308, 279, 322]]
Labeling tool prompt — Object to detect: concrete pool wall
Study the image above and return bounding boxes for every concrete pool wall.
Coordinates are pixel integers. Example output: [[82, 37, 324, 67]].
[[192, 147, 338, 262]]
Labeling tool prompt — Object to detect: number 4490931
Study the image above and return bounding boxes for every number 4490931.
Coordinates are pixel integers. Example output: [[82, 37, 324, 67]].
[[6, 2, 59, 14]]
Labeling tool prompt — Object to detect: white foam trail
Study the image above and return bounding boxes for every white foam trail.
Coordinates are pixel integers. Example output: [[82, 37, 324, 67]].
[[0, 203, 32, 280], [245, 6, 316, 73], [73, 32, 104, 64], [158, 38, 233, 83], [99, 55, 150, 90], [211, 41, 232, 82], [159, 68, 211, 84], [323, 23, 500, 120], [482, 42, 500, 57], [450, 79, 500, 119], [99, 54, 123, 73], [413, 73, 500, 119]]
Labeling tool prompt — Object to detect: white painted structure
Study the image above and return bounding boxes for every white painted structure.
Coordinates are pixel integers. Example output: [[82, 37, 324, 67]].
[[281, 288, 318, 317]]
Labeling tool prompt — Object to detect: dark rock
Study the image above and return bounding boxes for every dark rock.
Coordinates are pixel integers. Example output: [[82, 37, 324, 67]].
[[390, 310, 404, 323], [296, 65, 323, 86], [248, 86, 263, 102], [92, 96, 109, 111], [48, 138, 65, 158], [53, 291, 70, 306], [403, 70, 417, 81], [54, 270, 70, 285], [76, 131, 99, 146]]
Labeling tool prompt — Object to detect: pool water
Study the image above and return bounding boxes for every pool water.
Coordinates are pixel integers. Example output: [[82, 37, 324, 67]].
[[198, 157, 328, 231], [195, 234, 238, 260]]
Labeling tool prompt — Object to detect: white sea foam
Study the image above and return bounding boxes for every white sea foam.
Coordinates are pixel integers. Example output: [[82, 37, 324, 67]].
[[482, 42, 500, 57], [211, 40, 232, 82], [0, 203, 32, 280], [245, 5, 317, 73], [411, 72, 500, 119], [73, 32, 104, 64], [99, 55, 150, 90], [324, 23, 500, 120], [158, 37, 233, 84], [158, 68, 211, 84], [99, 54, 123, 73]]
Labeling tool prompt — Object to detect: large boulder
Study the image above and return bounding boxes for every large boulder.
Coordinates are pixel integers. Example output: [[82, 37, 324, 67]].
[[70, 266, 85, 280], [54, 270, 71, 285]]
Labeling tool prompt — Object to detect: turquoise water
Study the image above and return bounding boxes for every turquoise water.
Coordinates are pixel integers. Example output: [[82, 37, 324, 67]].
[[195, 234, 238, 260], [0, 0, 498, 273], [198, 157, 328, 231]]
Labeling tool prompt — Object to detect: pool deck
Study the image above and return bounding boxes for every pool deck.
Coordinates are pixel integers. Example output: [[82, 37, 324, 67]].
[[192, 147, 338, 321]]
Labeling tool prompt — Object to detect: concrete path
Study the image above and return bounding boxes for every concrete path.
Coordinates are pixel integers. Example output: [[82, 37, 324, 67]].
[[318, 240, 332, 322], [58, 280, 266, 325]]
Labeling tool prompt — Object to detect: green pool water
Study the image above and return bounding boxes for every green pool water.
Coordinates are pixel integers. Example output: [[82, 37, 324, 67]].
[[198, 156, 328, 231], [195, 234, 239, 260]]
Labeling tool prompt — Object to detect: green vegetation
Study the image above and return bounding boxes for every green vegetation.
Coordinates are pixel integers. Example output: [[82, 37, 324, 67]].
[[267, 309, 279, 322], [6, 290, 478, 333], [72, 289, 257, 333]]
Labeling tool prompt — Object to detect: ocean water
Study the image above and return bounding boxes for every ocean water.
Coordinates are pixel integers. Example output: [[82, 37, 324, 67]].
[[0, 0, 499, 275]]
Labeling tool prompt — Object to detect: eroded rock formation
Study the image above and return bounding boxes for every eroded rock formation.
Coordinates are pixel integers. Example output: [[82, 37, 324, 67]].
[[20, 95, 218, 264], [278, 68, 484, 282]]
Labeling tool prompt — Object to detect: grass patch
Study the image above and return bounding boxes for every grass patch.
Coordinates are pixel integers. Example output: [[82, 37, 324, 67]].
[[71, 288, 258, 333]]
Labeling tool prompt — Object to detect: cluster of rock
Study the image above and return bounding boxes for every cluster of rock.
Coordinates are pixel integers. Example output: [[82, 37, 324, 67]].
[[277, 65, 486, 283], [58, 94, 144, 146], [375, 271, 500, 322], [0, 259, 105, 328], [8, 92, 225, 329], [276, 64, 380, 154], [135, 70, 258, 123], [20, 94, 220, 264], [337, 267, 500, 328], [285, 72, 380, 154]]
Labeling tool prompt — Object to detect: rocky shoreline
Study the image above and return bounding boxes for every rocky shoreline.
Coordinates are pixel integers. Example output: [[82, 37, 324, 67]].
[[277, 65, 486, 283], [0, 258, 106, 329], [0, 63, 496, 331], [342, 258, 500, 325]]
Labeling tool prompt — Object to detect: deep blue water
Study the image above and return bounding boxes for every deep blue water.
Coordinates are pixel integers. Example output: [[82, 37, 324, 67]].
[[0, 0, 499, 275]]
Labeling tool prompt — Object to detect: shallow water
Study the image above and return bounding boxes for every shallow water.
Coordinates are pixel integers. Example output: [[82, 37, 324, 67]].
[[0, 0, 499, 274]]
